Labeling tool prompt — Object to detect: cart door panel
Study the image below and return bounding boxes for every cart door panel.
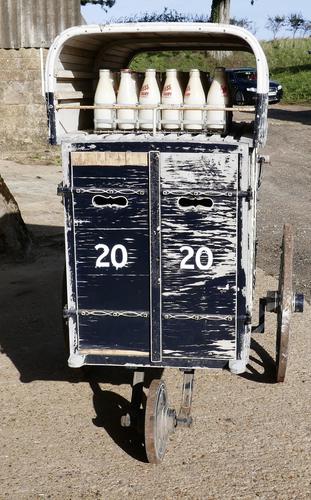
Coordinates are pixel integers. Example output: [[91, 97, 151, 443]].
[[161, 194, 237, 315], [160, 152, 239, 360], [74, 229, 149, 311], [70, 159, 150, 353]]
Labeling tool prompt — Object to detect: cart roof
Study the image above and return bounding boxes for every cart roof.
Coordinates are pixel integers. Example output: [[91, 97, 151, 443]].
[[45, 23, 269, 147], [46, 22, 269, 93]]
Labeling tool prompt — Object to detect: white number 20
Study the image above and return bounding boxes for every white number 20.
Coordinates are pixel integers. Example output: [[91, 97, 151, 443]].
[[95, 244, 128, 270], [180, 245, 213, 271]]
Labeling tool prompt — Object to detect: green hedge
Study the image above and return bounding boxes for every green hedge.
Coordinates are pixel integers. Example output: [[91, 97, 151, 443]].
[[131, 38, 311, 104]]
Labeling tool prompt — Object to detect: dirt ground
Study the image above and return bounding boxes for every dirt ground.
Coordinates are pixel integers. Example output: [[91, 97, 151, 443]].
[[0, 104, 310, 499]]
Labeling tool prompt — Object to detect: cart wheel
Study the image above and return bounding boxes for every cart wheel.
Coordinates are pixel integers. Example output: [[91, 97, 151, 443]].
[[276, 224, 294, 383], [144, 379, 175, 464]]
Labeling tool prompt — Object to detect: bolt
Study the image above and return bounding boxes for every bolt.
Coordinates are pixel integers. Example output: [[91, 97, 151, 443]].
[[120, 413, 131, 427]]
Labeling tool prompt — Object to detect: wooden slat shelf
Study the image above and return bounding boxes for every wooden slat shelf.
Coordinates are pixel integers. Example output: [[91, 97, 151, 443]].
[[56, 70, 96, 80], [56, 91, 93, 100]]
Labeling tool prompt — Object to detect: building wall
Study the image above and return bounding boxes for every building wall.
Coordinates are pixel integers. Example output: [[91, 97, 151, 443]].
[[0, 48, 49, 150], [0, 0, 82, 49], [0, 0, 83, 152]]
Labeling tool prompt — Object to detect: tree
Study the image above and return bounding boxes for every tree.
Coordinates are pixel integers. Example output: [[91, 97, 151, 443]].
[[0, 176, 32, 258], [266, 15, 286, 40], [210, 0, 256, 24], [117, 9, 209, 23], [230, 16, 256, 34], [210, 0, 230, 23], [301, 20, 311, 37], [287, 13, 305, 39], [80, 0, 115, 10]]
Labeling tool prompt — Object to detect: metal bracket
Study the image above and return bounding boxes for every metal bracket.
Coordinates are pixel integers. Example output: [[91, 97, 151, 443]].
[[121, 369, 145, 429], [57, 182, 71, 197], [63, 307, 76, 319], [252, 290, 304, 334], [252, 292, 277, 334], [238, 187, 253, 202], [258, 155, 270, 165], [79, 309, 149, 318], [176, 369, 195, 428]]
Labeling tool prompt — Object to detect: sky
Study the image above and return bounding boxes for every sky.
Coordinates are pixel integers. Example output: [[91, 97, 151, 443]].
[[81, 0, 311, 40]]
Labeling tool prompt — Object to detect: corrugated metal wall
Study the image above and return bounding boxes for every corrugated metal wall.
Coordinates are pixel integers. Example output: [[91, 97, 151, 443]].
[[0, 0, 83, 48]]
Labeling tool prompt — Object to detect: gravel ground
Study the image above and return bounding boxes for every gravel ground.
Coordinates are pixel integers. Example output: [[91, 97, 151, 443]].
[[0, 105, 310, 499]]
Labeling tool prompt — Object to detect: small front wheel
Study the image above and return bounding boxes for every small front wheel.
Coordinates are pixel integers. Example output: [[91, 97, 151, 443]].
[[144, 379, 175, 464]]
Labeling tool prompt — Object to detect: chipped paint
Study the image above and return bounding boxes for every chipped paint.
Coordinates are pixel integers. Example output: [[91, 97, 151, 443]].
[[62, 140, 254, 368]]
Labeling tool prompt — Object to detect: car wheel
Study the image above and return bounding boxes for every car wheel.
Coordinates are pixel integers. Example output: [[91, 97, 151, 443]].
[[234, 90, 245, 106]]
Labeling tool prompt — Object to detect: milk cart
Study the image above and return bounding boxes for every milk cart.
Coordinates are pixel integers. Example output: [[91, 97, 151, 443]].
[[45, 23, 304, 463]]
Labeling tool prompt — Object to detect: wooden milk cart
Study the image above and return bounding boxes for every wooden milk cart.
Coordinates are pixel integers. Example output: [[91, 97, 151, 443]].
[[45, 23, 304, 463]]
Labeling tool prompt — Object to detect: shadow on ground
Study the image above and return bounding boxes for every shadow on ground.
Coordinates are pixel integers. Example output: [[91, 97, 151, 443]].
[[268, 107, 311, 125], [90, 380, 148, 462], [84, 367, 163, 462], [240, 338, 276, 384]]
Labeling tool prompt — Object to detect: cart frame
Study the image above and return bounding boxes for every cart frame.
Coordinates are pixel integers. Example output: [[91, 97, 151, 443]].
[[46, 23, 303, 463]]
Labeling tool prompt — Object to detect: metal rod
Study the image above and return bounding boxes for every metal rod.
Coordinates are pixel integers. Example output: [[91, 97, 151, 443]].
[[55, 103, 256, 112], [152, 108, 157, 136], [177, 370, 195, 427]]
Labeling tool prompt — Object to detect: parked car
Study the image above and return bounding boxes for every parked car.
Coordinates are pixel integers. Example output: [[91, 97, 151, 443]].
[[225, 67, 283, 105]]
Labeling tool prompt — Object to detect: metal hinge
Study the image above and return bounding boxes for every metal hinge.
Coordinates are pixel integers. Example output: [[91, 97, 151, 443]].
[[245, 311, 252, 325], [238, 187, 253, 202], [63, 307, 76, 319], [57, 182, 71, 197]]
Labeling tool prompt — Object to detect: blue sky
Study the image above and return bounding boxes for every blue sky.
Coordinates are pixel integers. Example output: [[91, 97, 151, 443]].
[[82, 0, 311, 40]]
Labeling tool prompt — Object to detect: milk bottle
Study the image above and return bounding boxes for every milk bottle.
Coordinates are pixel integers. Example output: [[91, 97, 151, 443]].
[[139, 69, 161, 130], [184, 69, 205, 130], [206, 67, 229, 131], [161, 69, 183, 130], [117, 69, 138, 130], [94, 69, 116, 130]]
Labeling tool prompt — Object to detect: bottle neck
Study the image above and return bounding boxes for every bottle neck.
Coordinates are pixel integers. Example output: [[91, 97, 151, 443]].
[[99, 71, 111, 80], [121, 72, 132, 80], [166, 71, 177, 78]]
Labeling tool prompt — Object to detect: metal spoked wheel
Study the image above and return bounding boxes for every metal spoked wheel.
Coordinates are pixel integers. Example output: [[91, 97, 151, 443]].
[[144, 379, 175, 464], [276, 224, 294, 383]]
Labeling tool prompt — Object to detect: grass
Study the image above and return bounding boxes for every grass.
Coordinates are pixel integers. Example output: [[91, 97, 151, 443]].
[[131, 37, 311, 104], [263, 38, 311, 103]]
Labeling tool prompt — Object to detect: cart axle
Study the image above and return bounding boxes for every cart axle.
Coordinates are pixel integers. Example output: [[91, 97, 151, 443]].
[[253, 290, 304, 334]]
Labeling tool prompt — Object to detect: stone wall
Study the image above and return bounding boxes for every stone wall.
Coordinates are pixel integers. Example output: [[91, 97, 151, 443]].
[[0, 48, 49, 152]]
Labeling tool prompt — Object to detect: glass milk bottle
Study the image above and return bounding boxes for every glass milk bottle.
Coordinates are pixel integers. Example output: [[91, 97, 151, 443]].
[[139, 69, 161, 130], [161, 69, 183, 130], [117, 69, 138, 130], [206, 67, 229, 131], [94, 69, 116, 130], [184, 69, 206, 131]]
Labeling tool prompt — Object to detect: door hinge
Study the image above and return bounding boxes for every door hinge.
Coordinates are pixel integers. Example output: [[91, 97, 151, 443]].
[[238, 187, 253, 202], [57, 182, 71, 197]]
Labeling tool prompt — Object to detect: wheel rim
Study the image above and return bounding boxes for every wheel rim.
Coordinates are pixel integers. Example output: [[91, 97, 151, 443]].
[[145, 379, 173, 464], [276, 224, 294, 383]]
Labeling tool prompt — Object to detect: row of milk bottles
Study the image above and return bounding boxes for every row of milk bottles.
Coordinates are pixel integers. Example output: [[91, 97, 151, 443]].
[[94, 67, 229, 131]]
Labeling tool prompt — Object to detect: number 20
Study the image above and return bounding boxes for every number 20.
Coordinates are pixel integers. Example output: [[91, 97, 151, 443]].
[[180, 245, 213, 271], [95, 244, 128, 270]]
